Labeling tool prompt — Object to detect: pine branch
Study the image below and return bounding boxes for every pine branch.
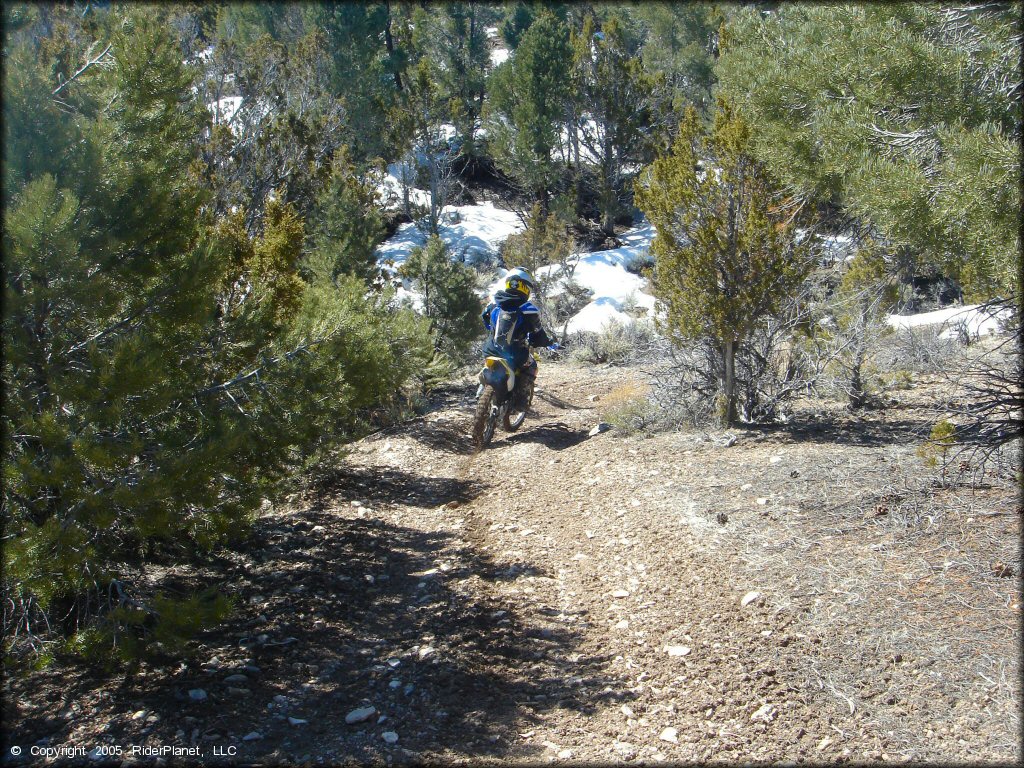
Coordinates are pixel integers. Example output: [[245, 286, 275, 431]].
[[52, 43, 113, 96]]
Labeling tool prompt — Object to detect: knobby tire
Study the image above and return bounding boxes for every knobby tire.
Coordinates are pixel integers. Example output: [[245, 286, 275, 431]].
[[473, 385, 499, 449]]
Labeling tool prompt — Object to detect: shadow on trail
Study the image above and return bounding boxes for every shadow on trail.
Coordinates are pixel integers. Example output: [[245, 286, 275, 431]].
[[754, 411, 930, 448], [499, 422, 591, 452], [6, 469, 630, 767], [316, 463, 482, 507], [534, 389, 588, 411]]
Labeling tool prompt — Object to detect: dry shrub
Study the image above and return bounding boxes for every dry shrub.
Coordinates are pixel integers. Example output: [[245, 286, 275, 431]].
[[600, 381, 658, 435]]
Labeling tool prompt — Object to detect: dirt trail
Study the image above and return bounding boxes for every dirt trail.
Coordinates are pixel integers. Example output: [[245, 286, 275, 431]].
[[5, 360, 1020, 765]]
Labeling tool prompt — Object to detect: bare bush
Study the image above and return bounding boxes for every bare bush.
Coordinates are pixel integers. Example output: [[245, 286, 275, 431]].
[[568, 320, 659, 366]]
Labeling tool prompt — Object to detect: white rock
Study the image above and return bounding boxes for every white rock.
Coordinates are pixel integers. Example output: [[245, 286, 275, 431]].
[[345, 706, 377, 724], [740, 591, 761, 607], [585, 530, 595, 539], [588, 395, 600, 402], [242, 732, 262, 741], [588, 422, 612, 436], [659, 727, 679, 743], [288, 717, 308, 726], [665, 645, 691, 657], [382, 731, 399, 744], [615, 619, 629, 629], [620, 704, 635, 717], [418, 646, 436, 659], [613, 741, 638, 758], [131, 710, 147, 720], [756, 497, 769, 505], [740, 483, 753, 491], [750, 703, 777, 723], [611, 589, 630, 598], [769, 456, 782, 464], [188, 689, 207, 702], [558, 749, 573, 759]]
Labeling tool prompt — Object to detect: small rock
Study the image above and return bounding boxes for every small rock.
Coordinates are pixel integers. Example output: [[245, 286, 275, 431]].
[[992, 562, 1015, 578], [345, 706, 377, 725], [817, 736, 832, 751], [611, 589, 630, 598], [588, 422, 612, 437], [557, 749, 573, 759], [382, 731, 399, 744], [659, 727, 678, 744], [226, 687, 251, 697], [620, 704, 635, 718], [188, 689, 207, 702], [750, 703, 777, 723], [243, 664, 261, 674], [615, 619, 629, 629], [613, 741, 638, 759], [224, 674, 248, 684], [418, 646, 436, 660], [288, 717, 308, 726], [273, 694, 289, 706], [740, 591, 761, 607], [585, 530, 595, 539], [242, 732, 263, 742], [131, 710, 147, 720], [769, 456, 782, 464], [756, 497, 769, 505], [740, 483, 753, 491], [588, 395, 600, 402], [664, 645, 691, 657]]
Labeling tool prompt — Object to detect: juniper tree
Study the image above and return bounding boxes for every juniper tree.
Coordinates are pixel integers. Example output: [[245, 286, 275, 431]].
[[484, 11, 572, 210], [398, 236, 483, 364], [2, 7, 435, 662], [634, 102, 813, 426], [716, 3, 1021, 301]]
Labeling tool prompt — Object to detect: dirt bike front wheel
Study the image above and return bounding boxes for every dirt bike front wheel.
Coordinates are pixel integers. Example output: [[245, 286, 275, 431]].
[[473, 385, 500, 448], [503, 380, 533, 432]]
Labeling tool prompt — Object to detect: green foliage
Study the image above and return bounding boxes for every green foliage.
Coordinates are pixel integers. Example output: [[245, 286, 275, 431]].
[[716, 4, 1021, 299], [2, 6, 436, 664], [634, 102, 813, 424], [305, 150, 386, 286], [398, 237, 483, 364], [570, 12, 661, 234], [484, 11, 573, 205]]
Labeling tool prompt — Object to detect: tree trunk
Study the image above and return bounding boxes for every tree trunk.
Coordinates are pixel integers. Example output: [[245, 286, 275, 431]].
[[723, 337, 737, 426]]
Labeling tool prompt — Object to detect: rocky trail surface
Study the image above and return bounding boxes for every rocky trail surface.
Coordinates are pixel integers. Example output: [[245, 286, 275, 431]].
[[6, 361, 1020, 766]]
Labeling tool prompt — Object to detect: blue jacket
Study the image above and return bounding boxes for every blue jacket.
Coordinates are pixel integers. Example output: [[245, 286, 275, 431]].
[[481, 289, 553, 352]]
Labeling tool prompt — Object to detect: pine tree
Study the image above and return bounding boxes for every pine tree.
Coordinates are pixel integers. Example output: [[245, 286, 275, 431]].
[[2, 6, 436, 663], [305, 148, 386, 286], [398, 237, 483, 363], [484, 10, 572, 210], [634, 102, 813, 425], [716, 3, 1021, 300], [570, 12, 660, 236]]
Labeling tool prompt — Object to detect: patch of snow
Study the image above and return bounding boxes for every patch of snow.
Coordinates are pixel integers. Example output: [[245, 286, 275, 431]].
[[207, 96, 243, 125], [377, 202, 524, 271], [490, 47, 510, 67], [886, 304, 1011, 340]]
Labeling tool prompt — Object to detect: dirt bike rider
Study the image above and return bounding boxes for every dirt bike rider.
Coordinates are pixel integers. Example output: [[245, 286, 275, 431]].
[[481, 267, 558, 405]]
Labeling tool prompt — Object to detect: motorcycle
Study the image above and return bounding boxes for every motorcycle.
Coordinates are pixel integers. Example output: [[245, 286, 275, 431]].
[[472, 353, 537, 449]]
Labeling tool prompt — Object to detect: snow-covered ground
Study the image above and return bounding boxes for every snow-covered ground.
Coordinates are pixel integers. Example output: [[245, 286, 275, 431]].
[[886, 304, 1012, 340], [376, 202, 524, 268], [374, 184, 1011, 343]]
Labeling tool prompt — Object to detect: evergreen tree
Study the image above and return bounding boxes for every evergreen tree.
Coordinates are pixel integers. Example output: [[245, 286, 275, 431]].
[[2, 6, 435, 662], [570, 12, 660, 236], [398, 237, 483, 362], [305, 148, 386, 286], [634, 103, 813, 425], [484, 11, 573, 210], [716, 3, 1021, 300]]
